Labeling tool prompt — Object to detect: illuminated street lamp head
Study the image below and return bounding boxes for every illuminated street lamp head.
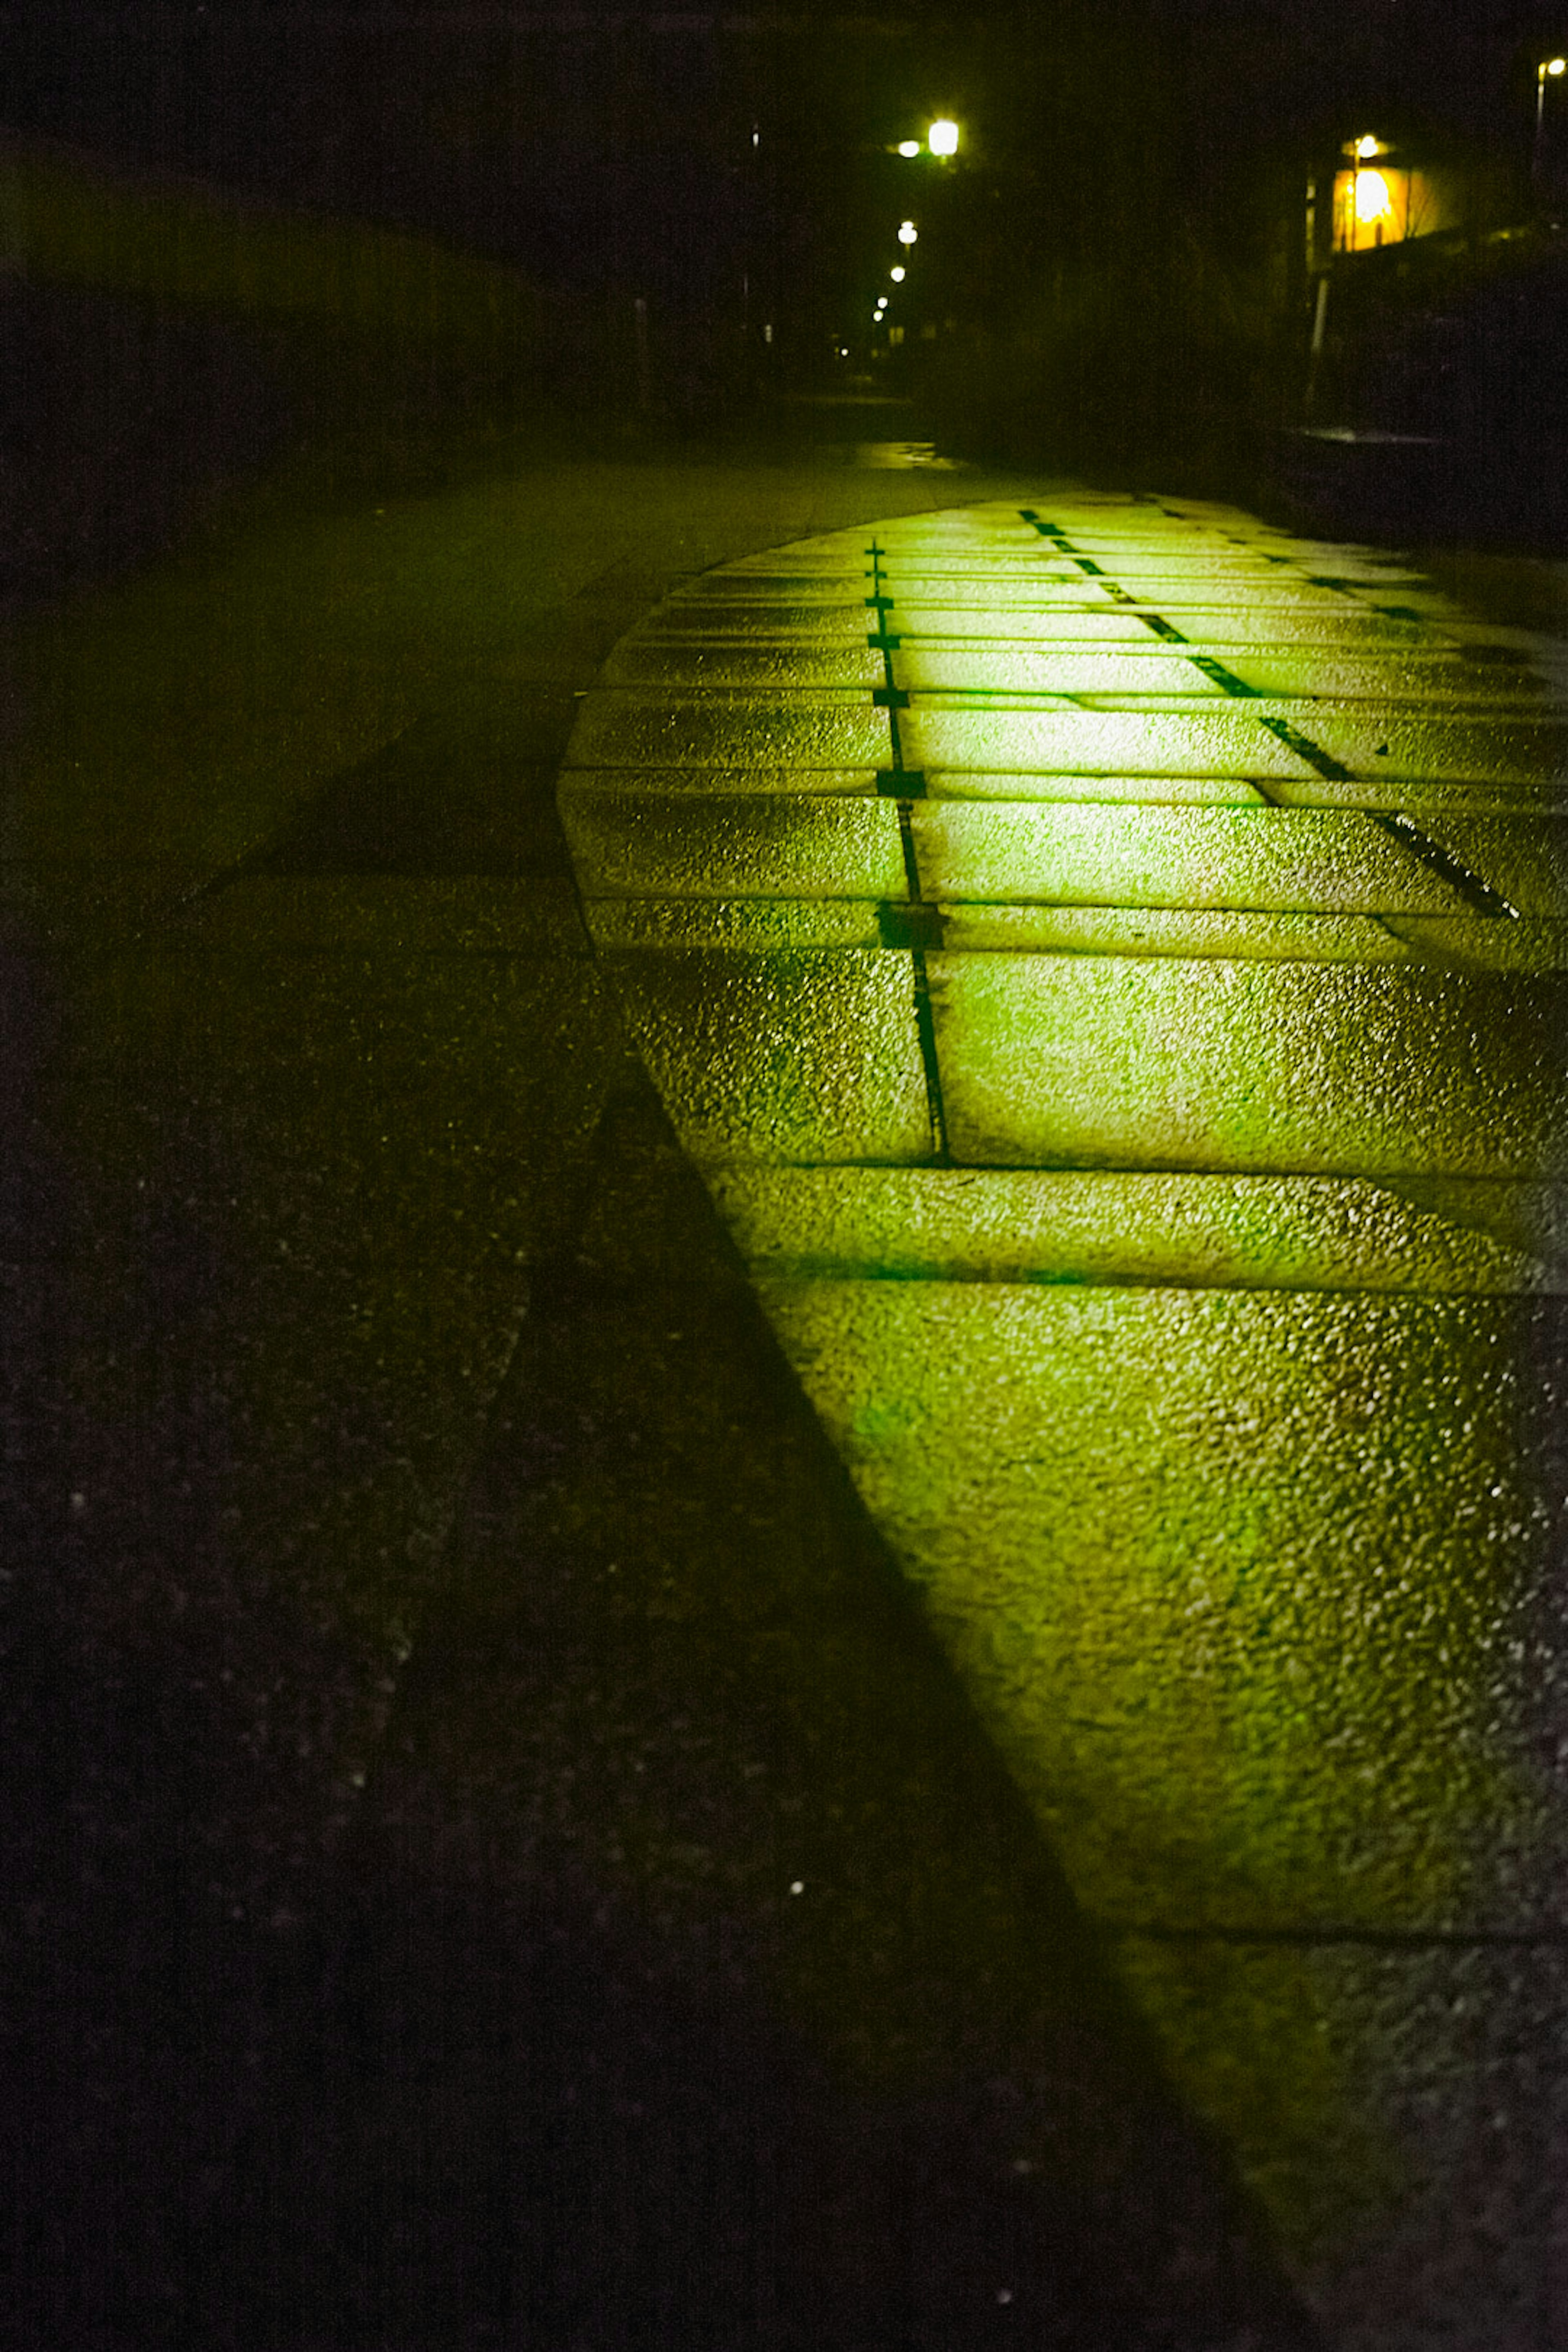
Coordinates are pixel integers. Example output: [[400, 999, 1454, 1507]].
[[927, 118, 960, 156], [897, 220, 918, 245], [890, 265, 906, 282], [1549, 56, 1568, 74], [1355, 133, 1380, 158], [897, 139, 922, 157]]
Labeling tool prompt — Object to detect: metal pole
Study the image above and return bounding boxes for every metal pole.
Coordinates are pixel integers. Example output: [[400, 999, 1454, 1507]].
[[1303, 273, 1330, 419]]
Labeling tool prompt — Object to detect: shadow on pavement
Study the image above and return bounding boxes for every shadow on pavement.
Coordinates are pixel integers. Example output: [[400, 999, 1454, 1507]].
[[196, 1073, 1323, 2352]]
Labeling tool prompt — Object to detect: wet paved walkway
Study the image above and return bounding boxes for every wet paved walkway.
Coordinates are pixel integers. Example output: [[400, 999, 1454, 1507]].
[[562, 493, 1568, 2344]]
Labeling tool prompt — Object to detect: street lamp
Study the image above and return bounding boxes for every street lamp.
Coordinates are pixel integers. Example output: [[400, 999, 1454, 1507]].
[[897, 220, 918, 246], [896, 140, 922, 158], [927, 118, 959, 157], [1340, 134, 1392, 249], [1540, 56, 1568, 136]]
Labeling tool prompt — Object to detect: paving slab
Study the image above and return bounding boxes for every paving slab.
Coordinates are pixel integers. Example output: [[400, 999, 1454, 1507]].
[[599, 945, 934, 1163], [922, 766, 1274, 803], [900, 706, 1330, 779], [939, 904, 1414, 960], [563, 785, 904, 900], [567, 690, 891, 770], [929, 955, 1566, 1174], [708, 1167, 1564, 1292], [909, 805, 1463, 913]]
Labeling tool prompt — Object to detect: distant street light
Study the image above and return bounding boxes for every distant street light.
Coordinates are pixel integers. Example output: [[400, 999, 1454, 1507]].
[[897, 140, 922, 158], [927, 118, 960, 156], [897, 220, 918, 245], [889, 265, 906, 283]]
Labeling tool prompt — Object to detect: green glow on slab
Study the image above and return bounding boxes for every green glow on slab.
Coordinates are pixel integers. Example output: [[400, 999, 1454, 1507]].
[[911, 805, 1461, 913], [709, 1168, 1556, 1292], [603, 947, 933, 1165], [565, 497, 1568, 2288], [755, 1276, 1541, 2256], [929, 955, 1568, 1175]]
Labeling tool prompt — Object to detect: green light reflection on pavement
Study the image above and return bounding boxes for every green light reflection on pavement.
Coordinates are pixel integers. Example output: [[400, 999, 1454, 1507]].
[[601, 947, 933, 1165], [911, 804, 1461, 914], [754, 1276, 1546, 2259], [753, 1279, 1530, 1933], [932, 955, 1568, 1174], [564, 500, 1568, 2304]]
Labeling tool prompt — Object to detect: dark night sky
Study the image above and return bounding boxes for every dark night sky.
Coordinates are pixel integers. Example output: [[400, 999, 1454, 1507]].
[[1, 3, 1561, 356]]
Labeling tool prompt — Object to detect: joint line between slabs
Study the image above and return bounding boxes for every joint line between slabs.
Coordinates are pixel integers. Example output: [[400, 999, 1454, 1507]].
[[1247, 713, 1517, 915], [869, 539, 950, 1164], [1370, 810, 1521, 920], [1017, 511, 1163, 618], [908, 941, 951, 1165], [1256, 712, 1352, 782]]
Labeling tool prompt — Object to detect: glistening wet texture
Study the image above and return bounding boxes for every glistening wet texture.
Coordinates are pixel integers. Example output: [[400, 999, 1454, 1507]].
[[561, 492, 1568, 2350]]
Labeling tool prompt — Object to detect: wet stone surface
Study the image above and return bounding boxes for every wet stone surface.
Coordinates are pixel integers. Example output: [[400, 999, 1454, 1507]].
[[562, 492, 1568, 2350]]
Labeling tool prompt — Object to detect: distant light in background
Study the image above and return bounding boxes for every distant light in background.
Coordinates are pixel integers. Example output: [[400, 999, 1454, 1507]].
[[1355, 132, 1381, 158], [898, 220, 918, 245], [897, 139, 922, 157], [928, 118, 960, 156], [1543, 56, 1566, 75], [1355, 169, 1392, 223], [890, 265, 906, 282]]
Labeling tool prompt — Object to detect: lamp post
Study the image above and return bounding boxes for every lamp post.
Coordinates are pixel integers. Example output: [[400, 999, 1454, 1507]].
[[1537, 56, 1567, 200]]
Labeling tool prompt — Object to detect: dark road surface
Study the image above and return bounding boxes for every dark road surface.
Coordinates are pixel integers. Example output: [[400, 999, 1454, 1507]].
[[4, 418, 1566, 2348]]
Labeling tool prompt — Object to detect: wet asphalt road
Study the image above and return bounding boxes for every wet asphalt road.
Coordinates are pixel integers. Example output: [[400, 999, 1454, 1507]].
[[3, 433, 1565, 2349]]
